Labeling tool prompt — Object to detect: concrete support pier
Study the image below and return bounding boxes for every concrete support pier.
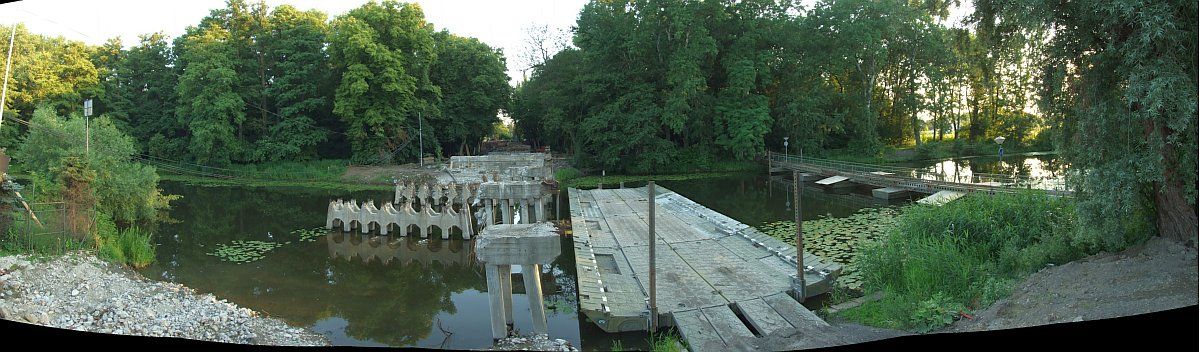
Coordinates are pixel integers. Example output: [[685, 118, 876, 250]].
[[475, 223, 562, 340], [871, 187, 911, 200]]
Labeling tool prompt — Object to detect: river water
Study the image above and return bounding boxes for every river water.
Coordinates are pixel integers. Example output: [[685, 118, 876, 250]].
[[138, 154, 1060, 350]]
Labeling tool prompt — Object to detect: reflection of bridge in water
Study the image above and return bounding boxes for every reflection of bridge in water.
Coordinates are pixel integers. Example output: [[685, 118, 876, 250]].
[[326, 232, 476, 267]]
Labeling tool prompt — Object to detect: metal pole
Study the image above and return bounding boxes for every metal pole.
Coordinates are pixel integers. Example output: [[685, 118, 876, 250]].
[[0, 25, 16, 133], [418, 111, 423, 166], [795, 152, 806, 302], [648, 180, 657, 333]]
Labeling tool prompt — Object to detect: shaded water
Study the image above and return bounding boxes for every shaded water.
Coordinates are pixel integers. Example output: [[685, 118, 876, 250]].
[[140, 182, 581, 349], [136, 154, 1059, 350]]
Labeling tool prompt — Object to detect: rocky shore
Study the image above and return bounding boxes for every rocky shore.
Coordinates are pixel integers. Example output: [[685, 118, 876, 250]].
[[0, 252, 328, 346]]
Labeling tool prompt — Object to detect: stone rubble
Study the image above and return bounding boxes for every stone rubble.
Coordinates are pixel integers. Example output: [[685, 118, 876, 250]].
[[492, 333, 579, 351], [0, 252, 328, 346]]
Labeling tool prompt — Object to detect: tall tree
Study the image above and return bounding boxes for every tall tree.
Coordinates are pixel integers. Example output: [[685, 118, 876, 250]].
[[429, 30, 512, 156], [328, 0, 439, 164], [1025, 0, 1198, 246], [175, 25, 245, 166], [253, 5, 331, 161]]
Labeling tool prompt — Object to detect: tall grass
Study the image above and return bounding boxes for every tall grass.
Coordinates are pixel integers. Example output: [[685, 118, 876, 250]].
[[94, 213, 156, 268], [844, 191, 1095, 331]]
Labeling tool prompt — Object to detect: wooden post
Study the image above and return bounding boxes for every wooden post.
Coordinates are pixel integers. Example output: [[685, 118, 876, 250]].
[[648, 181, 657, 332], [794, 169, 805, 302]]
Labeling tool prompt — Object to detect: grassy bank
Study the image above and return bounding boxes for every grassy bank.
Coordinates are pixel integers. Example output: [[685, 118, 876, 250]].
[[557, 160, 761, 188], [838, 191, 1108, 332], [159, 173, 393, 192]]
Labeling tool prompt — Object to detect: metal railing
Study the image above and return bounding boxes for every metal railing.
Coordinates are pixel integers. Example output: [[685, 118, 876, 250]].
[[766, 152, 1071, 195]]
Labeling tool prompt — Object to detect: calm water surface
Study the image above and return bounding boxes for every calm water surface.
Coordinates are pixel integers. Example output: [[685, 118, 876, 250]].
[[138, 154, 1060, 349]]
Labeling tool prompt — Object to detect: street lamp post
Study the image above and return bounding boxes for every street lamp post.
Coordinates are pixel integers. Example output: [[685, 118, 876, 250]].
[[783, 136, 790, 163]]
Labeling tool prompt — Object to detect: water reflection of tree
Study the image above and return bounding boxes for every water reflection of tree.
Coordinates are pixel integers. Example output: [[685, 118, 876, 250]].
[[330, 259, 485, 346], [140, 182, 485, 347]]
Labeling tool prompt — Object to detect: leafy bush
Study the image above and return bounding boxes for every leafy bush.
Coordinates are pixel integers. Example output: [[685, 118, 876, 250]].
[[911, 292, 966, 333], [847, 191, 1094, 331]]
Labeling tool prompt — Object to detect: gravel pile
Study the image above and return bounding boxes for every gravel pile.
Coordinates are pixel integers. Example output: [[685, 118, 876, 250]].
[[492, 333, 579, 351], [0, 252, 327, 346]]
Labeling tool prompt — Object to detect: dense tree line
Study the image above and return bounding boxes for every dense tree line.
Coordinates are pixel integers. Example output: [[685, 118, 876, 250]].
[[513, 0, 1061, 173], [514, 0, 1196, 242], [1, 0, 511, 165]]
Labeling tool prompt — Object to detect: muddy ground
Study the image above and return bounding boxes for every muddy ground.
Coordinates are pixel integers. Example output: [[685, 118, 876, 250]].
[[949, 236, 1198, 332]]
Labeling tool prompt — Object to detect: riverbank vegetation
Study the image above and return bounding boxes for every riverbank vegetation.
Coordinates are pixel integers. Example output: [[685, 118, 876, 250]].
[[512, 0, 1196, 245], [0, 106, 173, 267], [837, 192, 1132, 331]]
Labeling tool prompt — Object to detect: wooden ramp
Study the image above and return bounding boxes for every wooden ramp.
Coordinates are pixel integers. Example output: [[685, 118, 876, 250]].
[[570, 186, 839, 349]]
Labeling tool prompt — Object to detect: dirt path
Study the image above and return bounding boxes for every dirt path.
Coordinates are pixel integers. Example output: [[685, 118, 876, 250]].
[[949, 236, 1198, 332]]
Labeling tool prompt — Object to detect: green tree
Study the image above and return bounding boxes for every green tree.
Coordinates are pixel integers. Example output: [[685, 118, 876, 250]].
[[429, 31, 512, 156], [175, 25, 245, 166], [1023, 0, 1198, 246], [252, 5, 332, 161], [15, 106, 174, 226], [328, 0, 440, 164]]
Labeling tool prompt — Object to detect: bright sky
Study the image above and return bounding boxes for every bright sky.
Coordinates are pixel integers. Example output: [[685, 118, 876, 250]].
[[0, 0, 589, 86], [0, 0, 974, 86]]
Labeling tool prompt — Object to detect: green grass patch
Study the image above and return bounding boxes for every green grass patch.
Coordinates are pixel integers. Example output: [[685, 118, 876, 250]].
[[159, 173, 393, 192], [840, 191, 1093, 331], [218, 159, 349, 181], [95, 213, 157, 268]]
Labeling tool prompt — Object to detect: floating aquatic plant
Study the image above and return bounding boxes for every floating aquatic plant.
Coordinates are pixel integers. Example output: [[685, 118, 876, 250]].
[[755, 207, 902, 291], [207, 240, 285, 263]]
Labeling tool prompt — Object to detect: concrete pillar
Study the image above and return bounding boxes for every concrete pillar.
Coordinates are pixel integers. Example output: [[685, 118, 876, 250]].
[[485, 200, 495, 226], [502, 199, 513, 224], [523, 263, 548, 334], [520, 199, 530, 224], [498, 265, 514, 326], [485, 264, 508, 340], [537, 198, 547, 222]]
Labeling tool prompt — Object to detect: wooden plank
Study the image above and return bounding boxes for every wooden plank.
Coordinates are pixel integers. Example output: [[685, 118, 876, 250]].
[[700, 306, 755, 345], [763, 293, 829, 328], [734, 298, 794, 336], [673, 309, 727, 352]]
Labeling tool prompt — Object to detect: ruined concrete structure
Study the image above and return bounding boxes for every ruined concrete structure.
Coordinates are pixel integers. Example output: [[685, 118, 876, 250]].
[[476, 180, 551, 226], [474, 223, 561, 340], [326, 182, 478, 239], [447, 153, 552, 182], [326, 152, 557, 239]]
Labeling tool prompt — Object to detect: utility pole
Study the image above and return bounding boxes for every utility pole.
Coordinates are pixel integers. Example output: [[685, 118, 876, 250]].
[[419, 111, 423, 167], [0, 25, 15, 133]]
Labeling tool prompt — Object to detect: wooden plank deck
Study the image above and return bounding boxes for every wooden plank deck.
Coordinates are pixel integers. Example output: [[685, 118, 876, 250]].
[[570, 186, 839, 350]]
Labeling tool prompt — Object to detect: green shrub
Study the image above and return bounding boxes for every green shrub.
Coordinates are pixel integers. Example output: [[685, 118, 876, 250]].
[[911, 292, 967, 333], [847, 191, 1089, 331]]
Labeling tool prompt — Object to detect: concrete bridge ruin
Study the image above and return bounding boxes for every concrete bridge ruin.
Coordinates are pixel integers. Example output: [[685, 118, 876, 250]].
[[326, 153, 557, 239]]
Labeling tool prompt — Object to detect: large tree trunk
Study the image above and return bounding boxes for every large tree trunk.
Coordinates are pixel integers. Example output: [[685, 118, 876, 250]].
[[1151, 120, 1199, 247]]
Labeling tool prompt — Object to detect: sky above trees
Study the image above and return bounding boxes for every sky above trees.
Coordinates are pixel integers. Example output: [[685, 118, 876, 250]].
[[0, 0, 588, 85]]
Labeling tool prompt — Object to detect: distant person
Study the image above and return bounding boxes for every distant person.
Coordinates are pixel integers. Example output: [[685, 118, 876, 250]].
[[999, 146, 1004, 158]]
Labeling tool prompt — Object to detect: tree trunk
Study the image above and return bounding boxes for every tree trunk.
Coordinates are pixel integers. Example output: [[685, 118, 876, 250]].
[[1150, 120, 1199, 247]]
